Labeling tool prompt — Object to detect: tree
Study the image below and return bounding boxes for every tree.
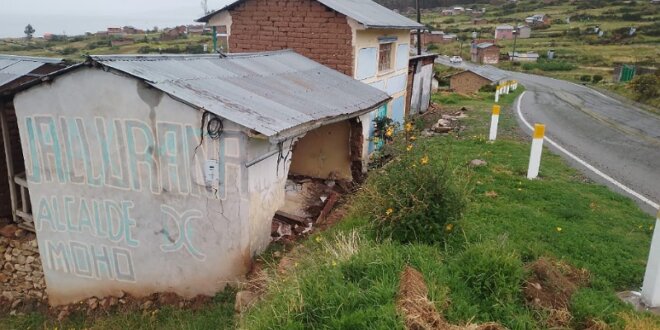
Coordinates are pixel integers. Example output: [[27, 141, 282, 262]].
[[24, 24, 35, 40]]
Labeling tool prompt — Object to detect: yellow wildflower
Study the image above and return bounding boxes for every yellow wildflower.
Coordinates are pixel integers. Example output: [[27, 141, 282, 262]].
[[386, 208, 393, 216], [385, 126, 394, 137], [420, 155, 429, 165], [332, 261, 337, 267], [410, 136, 417, 141], [406, 144, 413, 152], [405, 122, 413, 132], [445, 223, 454, 232], [556, 227, 562, 232], [315, 236, 323, 242]]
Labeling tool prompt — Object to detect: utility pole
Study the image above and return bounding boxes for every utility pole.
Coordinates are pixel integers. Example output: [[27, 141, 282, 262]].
[[416, 0, 422, 55], [511, 24, 519, 62]]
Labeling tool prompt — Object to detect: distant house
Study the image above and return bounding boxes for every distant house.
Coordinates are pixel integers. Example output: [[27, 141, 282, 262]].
[[11, 51, 390, 306], [448, 68, 506, 94], [107, 27, 125, 36], [186, 25, 206, 36], [471, 41, 499, 64], [441, 9, 455, 16], [452, 7, 465, 14], [416, 31, 457, 47], [122, 26, 140, 34], [473, 18, 488, 25], [161, 26, 187, 41], [517, 25, 532, 38], [494, 25, 515, 40], [525, 14, 550, 26], [508, 51, 539, 62]]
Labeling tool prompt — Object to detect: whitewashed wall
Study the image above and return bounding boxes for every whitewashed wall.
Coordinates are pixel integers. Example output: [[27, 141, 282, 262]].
[[13, 68, 281, 305]]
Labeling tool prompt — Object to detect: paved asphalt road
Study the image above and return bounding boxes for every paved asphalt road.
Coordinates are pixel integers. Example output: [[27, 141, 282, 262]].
[[436, 56, 660, 215]]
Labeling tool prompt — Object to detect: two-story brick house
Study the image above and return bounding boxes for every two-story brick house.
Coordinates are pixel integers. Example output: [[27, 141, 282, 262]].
[[197, 0, 423, 162]]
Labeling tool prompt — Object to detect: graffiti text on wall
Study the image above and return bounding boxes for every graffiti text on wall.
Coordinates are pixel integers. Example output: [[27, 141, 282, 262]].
[[23, 114, 220, 281]]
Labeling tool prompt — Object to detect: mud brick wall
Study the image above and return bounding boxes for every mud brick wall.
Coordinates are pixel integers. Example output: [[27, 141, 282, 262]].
[[228, 0, 354, 76]]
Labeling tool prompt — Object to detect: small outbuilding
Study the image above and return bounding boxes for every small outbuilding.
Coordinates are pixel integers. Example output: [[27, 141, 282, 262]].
[[508, 51, 540, 62], [11, 50, 389, 305], [448, 68, 507, 94]]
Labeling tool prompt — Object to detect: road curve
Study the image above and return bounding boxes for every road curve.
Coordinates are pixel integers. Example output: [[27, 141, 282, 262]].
[[436, 56, 660, 215]]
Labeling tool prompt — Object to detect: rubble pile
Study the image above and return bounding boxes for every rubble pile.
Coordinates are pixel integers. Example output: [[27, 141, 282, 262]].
[[271, 178, 345, 242], [422, 109, 468, 137], [0, 224, 47, 315]]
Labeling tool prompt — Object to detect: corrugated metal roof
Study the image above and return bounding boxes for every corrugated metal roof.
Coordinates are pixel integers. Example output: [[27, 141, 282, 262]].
[[0, 55, 63, 88], [90, 50, 389, 140], [197, 0, 423, 29], [476, 42, 495, 49], [468, 66, 508, 82]]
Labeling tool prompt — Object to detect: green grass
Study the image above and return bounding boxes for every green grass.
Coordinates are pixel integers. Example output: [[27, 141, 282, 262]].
[[241, 88, 658, 329]]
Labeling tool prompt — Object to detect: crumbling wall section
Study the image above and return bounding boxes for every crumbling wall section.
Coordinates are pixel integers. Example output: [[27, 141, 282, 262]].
[[288, 121, 352, 181], [227, 0, 354, 76]]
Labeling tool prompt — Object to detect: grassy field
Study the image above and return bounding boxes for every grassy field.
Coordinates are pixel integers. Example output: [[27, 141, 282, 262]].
[[0, 33, 213, 61], [420, 0, 659, 109]]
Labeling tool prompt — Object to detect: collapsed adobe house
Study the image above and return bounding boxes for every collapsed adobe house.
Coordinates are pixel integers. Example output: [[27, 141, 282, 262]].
[[6, 50, 389, 306]]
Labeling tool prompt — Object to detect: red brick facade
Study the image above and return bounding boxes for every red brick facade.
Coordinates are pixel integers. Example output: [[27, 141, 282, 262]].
[[227, 0, 354, 76]]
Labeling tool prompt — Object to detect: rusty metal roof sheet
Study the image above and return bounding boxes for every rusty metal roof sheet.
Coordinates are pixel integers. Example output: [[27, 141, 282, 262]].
[[197, 0, 423, 29], [90, 50, 389, 140], [0, 55, 63, 88]]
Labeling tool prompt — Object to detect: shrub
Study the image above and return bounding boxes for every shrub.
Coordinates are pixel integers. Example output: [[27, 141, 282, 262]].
[[629, 73, 660, 101], [59, 47, 78, 55], [592, 75, 603, 84], [479, 84, 497, 93], [448, 240, 526, 311], [523, 60, 577, 72], [356, 139, 469, 244], [580, 75, 592, 82]]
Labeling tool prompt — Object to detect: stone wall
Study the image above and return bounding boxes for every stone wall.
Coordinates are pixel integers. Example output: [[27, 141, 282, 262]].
[[227, 0, 354, 76]]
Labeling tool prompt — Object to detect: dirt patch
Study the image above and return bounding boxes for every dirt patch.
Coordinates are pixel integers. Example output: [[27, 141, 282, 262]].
[[524, 257, 590, 328], [397, 266, 504, 330], [397, 266, 445, 330]]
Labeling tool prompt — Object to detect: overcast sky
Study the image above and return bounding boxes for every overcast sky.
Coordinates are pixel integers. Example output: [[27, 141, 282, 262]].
[[0, 0, 232, 38]]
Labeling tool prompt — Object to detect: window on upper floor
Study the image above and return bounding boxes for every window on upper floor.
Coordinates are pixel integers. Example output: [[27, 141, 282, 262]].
[[378, 43, 393, 72]]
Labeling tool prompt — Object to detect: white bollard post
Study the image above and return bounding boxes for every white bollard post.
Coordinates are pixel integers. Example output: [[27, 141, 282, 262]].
[[489, 105, 500, 141], [505, 81, 510, 94], [495, 86, 500, 103], [527, 124, 545, 179], [642, 209, 660, 307]]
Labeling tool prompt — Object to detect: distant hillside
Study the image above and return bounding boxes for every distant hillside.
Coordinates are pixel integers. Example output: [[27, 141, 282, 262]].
[[375, 0, 488, 11]]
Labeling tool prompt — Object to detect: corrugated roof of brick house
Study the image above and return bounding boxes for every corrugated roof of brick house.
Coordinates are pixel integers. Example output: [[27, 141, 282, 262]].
[[197, 0, 423, 29]]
